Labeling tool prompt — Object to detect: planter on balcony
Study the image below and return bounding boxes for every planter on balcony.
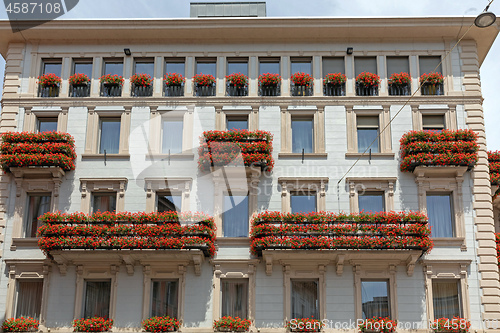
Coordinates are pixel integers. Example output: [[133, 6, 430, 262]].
[[73, 318, 113, 333], [399, 130, 478, 172], [227, 84, 248, 96], [37, 211, 216, 258], [2, 318, 39, 332], [131, 84, 153, 97], [291, 85, 313, 96], [259, 73, 281, 96], [250, 211, 433, 256], [100, 83, 122, 97], [195, 84, 216, 96], [324, 84, 345, 96], [37, 73, 61, 97], [70, 84, 91, 97], [213, 317, 251, 333], [388, 72, 411, 96], [420, 72, 444, 95], [356, 72, 380, 96], [488, 151, 500, 185], [431, 318, 470, 333], [142, 316, 180, 333], [38, 85, 60, 97], [388, 84, 410, 96], [164, 85, 184, 97], [421, 83, 444, 95], [0, 131, 76, 172], [198, 129, 274, 172], [226, 73, 248, 96], [193, 74, 216, 96], [323, 73, 347, 97], [356, 83, 378, 96], [259, 85, 280, 96]]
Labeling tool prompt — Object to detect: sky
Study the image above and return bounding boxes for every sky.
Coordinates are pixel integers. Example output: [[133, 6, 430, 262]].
[[0, 0, 499, 149]]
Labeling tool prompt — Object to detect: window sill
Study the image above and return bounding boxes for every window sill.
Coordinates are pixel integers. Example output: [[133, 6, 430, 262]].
[[432, 237, 466, 250], [11, 238, 39, 251], [345, 152, 395, 158], [81, 153, 131, 160], [278, 153, 328, 159], [146, 153, 195, 160]]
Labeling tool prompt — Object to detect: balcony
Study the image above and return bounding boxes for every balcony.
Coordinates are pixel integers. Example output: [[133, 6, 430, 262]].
[[100, 83, 122, 97], [323, 84, 345, 97], [164, 84, 184, 97], [38, 85, 59, 97], [421, 83, 444, 96], [131, 83, 153, 97], [195, 84, 216, 97], [69, 84, 91, 97], [0, 132, 76, 172], [226, 83, 248, 97], [198, 129, 274, 172], [259, 85, 280, 96], [291, 85, 313, 97], [356, 83, 378, 96], [37, 211, 216, 258], [388, 85, 410, 96], [400, 130, 478, 172]]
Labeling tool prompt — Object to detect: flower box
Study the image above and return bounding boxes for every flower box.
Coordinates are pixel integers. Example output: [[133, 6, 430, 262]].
[[226, 73, 248, 96], [38, 85, 60, 97], [193, 74, 216, 96], [100, 74, 124, 97], [259, 73, 281, 96], [323, 73, 346, 96], [356, 72, 380, 96], [259, 85, 280, 96], [387, 72, 411, 96], [420, 72, 444, 95], [2, 317, 39, 332], [73, 317, 113, 332], [38, 73, 61, 97], [358, 317, 397, 333], [421, 83, 443, 95], [142, 316, 180, 332], [131, 73, 153, 97], [291, 72, 313, 96], [70, 83, 91, 97], [213, 316, 251, 332], [488, 151, 500, 185], [431, 317, 470, 333], [388, 85, 409, 96], [324, 84, 345, 96], [164, 85, 184, 97], [132, 84, 153, 97]]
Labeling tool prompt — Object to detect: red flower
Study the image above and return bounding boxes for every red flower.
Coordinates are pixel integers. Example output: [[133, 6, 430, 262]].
[[356, 72, 380, 87], [324, 73, 347, 86], [164, 73, 185, 86], [291, 72, 314, 86], [38, 73, 62, 87], [69, 73, 90, 85], [130, 73, 152, 87]]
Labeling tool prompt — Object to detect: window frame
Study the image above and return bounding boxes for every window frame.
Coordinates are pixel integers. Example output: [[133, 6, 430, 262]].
[[215, 106, 257, 132], [360, 279, 391, 319], [346, 177, 396, 213], [280, 107, 326, 156], [156, 192, 183, 213], [144, 178, 191, 213], [290, 279, 320, 320], [411, 105, 457, 131], [23, 107, 68, 133], [24, 193, 51, 238], [279, 177, 328, 213], [80, 178, 127, 214], [91, 192, 118, 213], [150, 279, 180, 318], [102, 58, 124, 76], [98, 117, 121, 155], [290, 57, 313, 75], [222, 193, 249, 238], [291, 116, 315, 154], [133, 57, 155, 77], [358, 191, 386, 214], [82, 279, 112, 319], [41, 58, 63, 77], [220, 278, 249, 318], [431, 279, 463, 320], [356, 115, 380, 154], [258, 57, 280, 75], [426, 192, 455, 238]]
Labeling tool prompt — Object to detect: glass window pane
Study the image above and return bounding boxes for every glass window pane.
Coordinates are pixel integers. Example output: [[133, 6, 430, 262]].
[[259, 59, 280, 75], [227, 118, 248, 130], [227, 61, 248, 76], [38, 118, 58, 133], [157, 194, 182, 212], [221, 279, 248, 318], [322, 57, 345, 76], [223, 195, 248, 237], [292, 118, 314, 153], [355, 57, 377, 77], [359, 192, 385, 213], [423, 115, 445, 131], [357, 128, 379, 153], [25, 195, 51, 238], [361, 281, 390, 319], [196, 61, 216, 76], [291, 60, 312, 75], [427, 194, 454, 238], [92, 193, 117, 213], [43, 62, 62, 76], [433, 280, 461, 320], [99, 119, 121, 154], [419, 56, 442, 75], [291, 194, 316, 214], [291, 280, 318, 319], [74, 62, 93, 78], [134, 61, 154, 77], [162, 119, 183, 154], [151, 280, 178, 318], [165, 60, 185, 76], [387, 56, 410, 76], [16, 280, 43, 319], [84, 281, 111, 319], [104, 61, 123, 76]]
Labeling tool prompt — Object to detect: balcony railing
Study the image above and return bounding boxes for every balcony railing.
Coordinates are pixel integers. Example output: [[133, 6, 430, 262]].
[[100, 83, 122, 97], [195, 84, 216, 97], [226, 84, 248, 97], [323, 84, 345, 97], [400, 130, 478, 172], [0, 132, 76, 172], [131, 84, 153, 97], [259, 85, 280, 97], [421, 83, 444, 96], [356, 83, 378, 96], [291, 85, 313, 97], [164, 85, 184, 97], [69, 84, 91, 97], [37, 211, 216, 257], [38, 85, 60, 97], [388, 85, 410, 96], [250, 211, 433, 256]]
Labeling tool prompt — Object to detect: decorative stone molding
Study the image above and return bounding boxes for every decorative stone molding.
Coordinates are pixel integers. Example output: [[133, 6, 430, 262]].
[[346, 177, 397, 213], [278, 177, 328, 213], [79, 178, 128, 213], [144, 177, 192, 213]]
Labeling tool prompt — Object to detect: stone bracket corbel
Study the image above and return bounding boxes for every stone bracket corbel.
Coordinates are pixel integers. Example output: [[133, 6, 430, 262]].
[[264, 254, 273, 276], [406, 254, 419, 276], [193, 254, 203, 276], [336, 254, 345, 276], [122, 255, 134, 276]]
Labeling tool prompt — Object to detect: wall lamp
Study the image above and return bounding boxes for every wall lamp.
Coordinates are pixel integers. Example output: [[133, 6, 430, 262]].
[[346, 47, 353, 55], [124, 48, 132, 56]]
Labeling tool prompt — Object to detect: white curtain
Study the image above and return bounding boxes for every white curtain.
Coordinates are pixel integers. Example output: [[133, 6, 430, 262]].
[[361, 281, 390, 319], [162, 119, 183, 154], [92, 194, 116, 213], [16, 280, 43, 319], [151, 280, 178, 318], [433, 280, 460, 319], [291, 195, 316, 214], [84, 281, 111, 319], [427, 195, 453, 237], [222, 280, 248, 318], [99, 119, 120, 154], [223, 196, 248, 237], [291, 280, 318, 319], [357, 128, 379, 153], [358, 193, 385, 213], [26, 195, 51, 238], [292, 119, 314, 153]]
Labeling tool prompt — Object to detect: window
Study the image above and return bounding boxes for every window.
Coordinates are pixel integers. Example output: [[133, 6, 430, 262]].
[[291, 280, 318, 319], [222, 195, 249, 237], [322, 57, 345, 76], [419, 56, 442, 76], [432, 280, 461, 320], [25, 194, 51, 238], [358, 191, 384, 213], [99, 118, 121, 154], [355, 57, 377, 77], [357, 116, 379, 153], [15, 280, 43, 319], [422, 115, 446, 131], [84, 280, 111, 319], [386, 56, 409, 76], [134, 58, 154, 77], [92, 193, 117, 213], [427, 194, 454, 238], [36, 117, 57, 133], [151, 280, 178, 318], [221, 279, 248, 318], [157, 193, 182, 212], [227, 58, 248, 76], [361, 280, 390, 319], [73, 59, 93, 78], [291, 57, 312, 75], [196, 58, 216, 76], [259, 57, 280, 75], [42, 60, 62, 76], [162, 118, 183, 154], [292, 117, 314, 153], [291, 193, 316, 214], [103, 59, 124, 76], [165, 58, 185, 76], [226, 116, 248, 130]]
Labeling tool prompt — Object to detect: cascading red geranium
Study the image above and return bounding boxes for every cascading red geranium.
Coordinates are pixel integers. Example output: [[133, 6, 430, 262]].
[[73, 317, 113, 332], [100, 74, 124, 85], [291, 72, 313, 86], [2, 317, 39, 332], [356, 72, 380, 87], [488, 151, 500, 185], [193, 73, 215, 86], [324, 73, 347, 86], [226, 72, 248, 88], [142, 316, 180, 332], [420, 72, 444, 85], [495, 233, 500, 268], [213, 316, 251, 332], [388, 72, 411, 86], [164, 73, 185, 86], [69, 73, 90, 86], [130, 73, 152, 87], [38, 73, 62, 87], [431, 317, 471, 333], [258, 73, 281, 87]]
